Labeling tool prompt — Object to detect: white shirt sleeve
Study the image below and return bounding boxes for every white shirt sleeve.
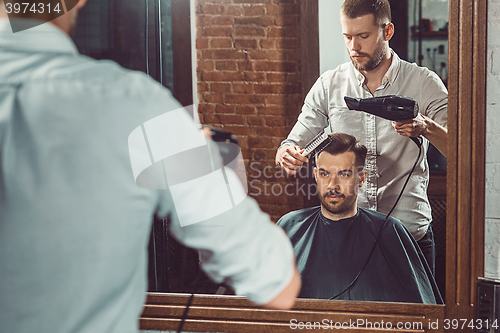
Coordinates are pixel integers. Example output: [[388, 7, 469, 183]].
[[168, 194, 295, 305], [148, 105, 295, 305]]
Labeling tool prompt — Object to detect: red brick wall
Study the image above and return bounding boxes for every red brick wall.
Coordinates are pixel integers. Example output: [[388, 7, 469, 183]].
[[195, 0, 305, 221]]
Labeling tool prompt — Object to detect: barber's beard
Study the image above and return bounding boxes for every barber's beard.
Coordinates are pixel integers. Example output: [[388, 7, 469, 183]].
[[350, 40, 386, 72], [318, 189, 357, 216]]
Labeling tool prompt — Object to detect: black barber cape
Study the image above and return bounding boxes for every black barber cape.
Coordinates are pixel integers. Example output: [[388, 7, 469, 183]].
[[277, 207, 443, 304]]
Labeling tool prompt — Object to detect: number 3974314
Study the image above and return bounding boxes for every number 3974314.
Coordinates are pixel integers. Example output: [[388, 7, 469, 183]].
[[5, 2, 62, 15]]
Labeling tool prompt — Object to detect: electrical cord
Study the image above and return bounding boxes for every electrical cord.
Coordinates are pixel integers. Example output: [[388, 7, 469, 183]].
[[329, 136, 423, 300], [176, 267, 203, 333]]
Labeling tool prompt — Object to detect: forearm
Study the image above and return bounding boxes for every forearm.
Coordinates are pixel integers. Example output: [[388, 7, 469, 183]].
[[422, 115, 448, 158], [262, 267, 301, 310]]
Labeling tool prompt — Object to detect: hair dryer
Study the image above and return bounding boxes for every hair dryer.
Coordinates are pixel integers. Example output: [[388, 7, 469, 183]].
[[344, 95, 421, 147]]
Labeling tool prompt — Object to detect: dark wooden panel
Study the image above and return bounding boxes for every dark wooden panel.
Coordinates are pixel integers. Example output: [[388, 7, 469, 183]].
[[445, 0, 459, 309], [300, 0, 320, 209], [428, 173, 447, 196], [388, 0, 408, 60], [141, 294, 444, 332], [456, 0, 473, 307], [145, 293, 444, 315], [140, 318, 427, 333], [445, 0, 487, 329], [470, 0, 487, 312], [300, 0, 319, 102], [171, 0, 193, 107]]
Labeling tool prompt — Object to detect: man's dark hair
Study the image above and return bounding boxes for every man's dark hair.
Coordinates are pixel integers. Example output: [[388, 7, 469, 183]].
[[316, 133, 367, 170], [341, 0, 392, 28]]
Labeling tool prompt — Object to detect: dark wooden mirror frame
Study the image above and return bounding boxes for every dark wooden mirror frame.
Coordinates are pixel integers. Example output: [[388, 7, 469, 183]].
[[139, 0, 487, 331]]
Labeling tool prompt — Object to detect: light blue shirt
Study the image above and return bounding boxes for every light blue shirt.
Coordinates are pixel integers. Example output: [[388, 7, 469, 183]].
[[281, 51, 448, 240], [0, 19, 294, 333]]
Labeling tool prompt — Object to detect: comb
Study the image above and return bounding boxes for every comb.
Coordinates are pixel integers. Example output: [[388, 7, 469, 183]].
[[301, 132, 331, 159]]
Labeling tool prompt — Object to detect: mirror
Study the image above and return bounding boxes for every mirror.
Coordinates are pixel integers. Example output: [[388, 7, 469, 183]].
[[140, 0, 487, 330], [73, 0, 449, 302], [71, 1, 484, 316]]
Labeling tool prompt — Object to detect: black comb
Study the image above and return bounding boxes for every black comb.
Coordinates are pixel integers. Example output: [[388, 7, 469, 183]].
[[301, 132, 332, 159]]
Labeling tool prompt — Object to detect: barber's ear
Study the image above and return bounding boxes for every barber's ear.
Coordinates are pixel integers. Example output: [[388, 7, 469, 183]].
[[384, 23, 394, 41]]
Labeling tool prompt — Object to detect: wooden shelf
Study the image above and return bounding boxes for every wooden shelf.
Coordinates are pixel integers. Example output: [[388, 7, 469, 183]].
[[411, 30, 448, 38]]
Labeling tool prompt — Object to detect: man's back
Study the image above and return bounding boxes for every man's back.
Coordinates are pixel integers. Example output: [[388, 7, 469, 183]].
[[0, 20, 175, 333], [0, 19, 299, 333]]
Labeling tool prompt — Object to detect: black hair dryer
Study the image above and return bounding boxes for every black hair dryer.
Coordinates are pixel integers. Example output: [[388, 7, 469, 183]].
[[344, 95, 422, 147]]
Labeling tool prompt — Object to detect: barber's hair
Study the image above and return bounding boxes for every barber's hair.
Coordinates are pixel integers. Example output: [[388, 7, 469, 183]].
[[316, 133, 367, 170], [341, 0, 392, 28]]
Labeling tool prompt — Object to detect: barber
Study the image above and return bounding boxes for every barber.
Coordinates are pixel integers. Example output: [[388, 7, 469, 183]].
[[276, 0, 447, 273], [0, 1, 300, 333]]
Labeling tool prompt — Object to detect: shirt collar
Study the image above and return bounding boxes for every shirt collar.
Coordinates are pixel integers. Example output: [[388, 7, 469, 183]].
[[353, 49, 401, 87], [0, 18, 78, 55]]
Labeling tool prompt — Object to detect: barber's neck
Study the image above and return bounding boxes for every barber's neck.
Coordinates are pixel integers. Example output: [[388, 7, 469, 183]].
[[320, 204, 358, 221], [361, 47, 393, 95]]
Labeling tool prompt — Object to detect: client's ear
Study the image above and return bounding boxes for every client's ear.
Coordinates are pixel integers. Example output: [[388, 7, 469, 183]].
[[313, 167, 318, 183]]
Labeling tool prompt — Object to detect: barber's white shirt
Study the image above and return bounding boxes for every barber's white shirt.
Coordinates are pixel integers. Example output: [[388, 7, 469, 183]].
[[0, 19, 294, 333], [281, 51, 448, 240]]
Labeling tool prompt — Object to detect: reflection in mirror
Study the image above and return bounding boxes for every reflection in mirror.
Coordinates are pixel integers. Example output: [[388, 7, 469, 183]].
[[73, 0, 449, 303], [282, 0, 449, 302]]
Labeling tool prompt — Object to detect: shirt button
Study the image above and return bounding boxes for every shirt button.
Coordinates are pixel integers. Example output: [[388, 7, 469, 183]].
[[370, 115, 374, 119], [371, 205, 376, 210], [370, 160, 374, 164], [370, 137, 375, 141], [374, 93, 378, 97]]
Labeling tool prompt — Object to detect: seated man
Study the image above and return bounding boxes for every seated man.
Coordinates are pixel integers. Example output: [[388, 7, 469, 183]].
[[277, 133, 442, 304]]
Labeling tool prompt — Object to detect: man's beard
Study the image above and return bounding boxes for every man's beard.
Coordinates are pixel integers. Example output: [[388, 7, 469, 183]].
[[319, 189, 358, 216], [350, 40, 386, 72]]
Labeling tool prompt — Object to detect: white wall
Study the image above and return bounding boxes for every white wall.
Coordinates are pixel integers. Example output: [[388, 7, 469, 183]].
[[318, 0, 349, 75], [486, 0, 500, 280]]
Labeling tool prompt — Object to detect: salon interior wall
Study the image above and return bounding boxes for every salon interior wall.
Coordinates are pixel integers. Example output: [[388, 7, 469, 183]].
[[407, 0, 448, 81], [486, 0, 500, 280], [318, 0, 350, 75]]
